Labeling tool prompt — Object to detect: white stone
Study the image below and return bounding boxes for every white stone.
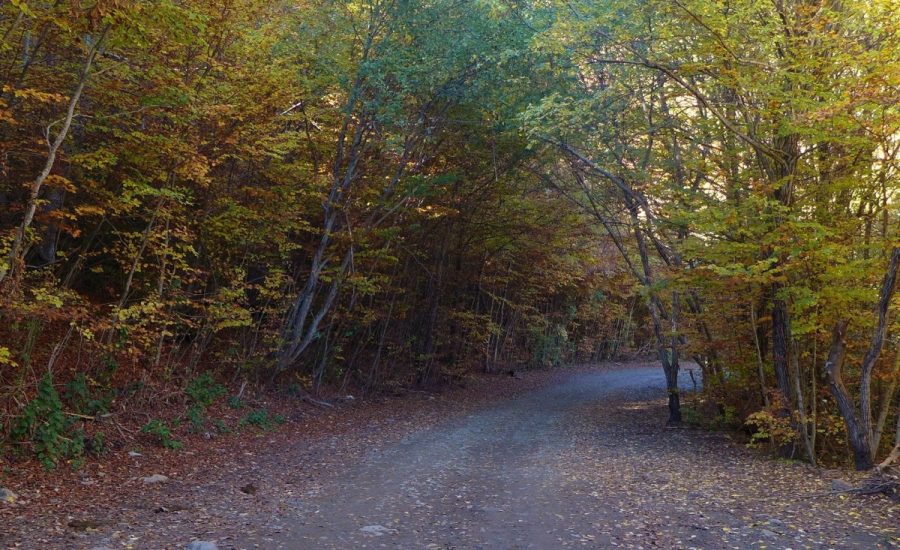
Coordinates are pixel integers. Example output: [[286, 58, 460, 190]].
[[142, 474, 170, 484], [359, 525, 398, 536]]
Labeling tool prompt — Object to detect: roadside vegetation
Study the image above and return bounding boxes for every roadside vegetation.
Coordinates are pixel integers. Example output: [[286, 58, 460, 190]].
[[1, 0, 898, 476]]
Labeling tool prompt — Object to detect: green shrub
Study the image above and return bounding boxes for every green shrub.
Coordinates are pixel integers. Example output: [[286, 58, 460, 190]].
[[682, 403, 741, 431], [87, 431, 106, 455], [745, 409, 797, 448], [65, 373, 112, 416], [183, 372, 226, 431], [239, 408, 285, 430], [141, 419, 182, 449], [212, 418, 231, 434], [186, 405, 205, 431], [530, 324, 571, 367], [185, 372, 225, 407], [11, 374, 82, 469]]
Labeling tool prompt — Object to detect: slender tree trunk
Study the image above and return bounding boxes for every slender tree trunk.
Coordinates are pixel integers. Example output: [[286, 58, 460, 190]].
[[367, 294, 395, 392], [791, 340, 816, 465], [810, 328, 818, 458], [873, 352, 900, 455], [117, 198, 164, 311], [1, 24, 108, 285], [860, 248, 900, 456], [628, 196, 680, 423], [877, 410, 900, 470], [750, 304, 770, 408]]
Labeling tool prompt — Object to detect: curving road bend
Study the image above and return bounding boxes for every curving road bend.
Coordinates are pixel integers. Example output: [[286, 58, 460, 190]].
[[257, 366, 897, 549]]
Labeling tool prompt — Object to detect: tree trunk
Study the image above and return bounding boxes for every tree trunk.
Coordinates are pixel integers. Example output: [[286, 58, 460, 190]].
[[791, 340, 816, 465], [750, 304, 770, 408], [825, 320, 873, 470], [771, 290, 796, 458], [824, 247, 900, 470], [771, 292, 793, 406], [873, 352, 900, 456], [628, 196, 680, 424], [1, 25, 108, 285], [860, 247, 900, 456]]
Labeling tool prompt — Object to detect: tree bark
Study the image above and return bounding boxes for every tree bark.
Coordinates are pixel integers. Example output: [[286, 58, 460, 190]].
[[873, 352, 900, 457], [771, 292, 793, 406], [627, 195, 680, 424], [750, 304, 770, 408], [877, 410, 900, 470], [825, 320, 873, 470], [824, 248, 900, 470], [861, 247, 900, 456]]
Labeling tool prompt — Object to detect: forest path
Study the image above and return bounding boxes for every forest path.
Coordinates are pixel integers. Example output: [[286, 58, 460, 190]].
[[17, 363, 897, 549], [253, 366, 897, 549]]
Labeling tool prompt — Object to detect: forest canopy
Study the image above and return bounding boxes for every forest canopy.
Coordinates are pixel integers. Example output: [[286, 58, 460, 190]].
[[1, 0, 898, 471]]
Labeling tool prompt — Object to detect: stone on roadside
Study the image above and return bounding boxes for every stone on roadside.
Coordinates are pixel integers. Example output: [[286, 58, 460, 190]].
[[186, 541, 218, 550], [142, 474, 170, 484], [1, 487, 17, 504], [68, 518, 102, 531], [831, 479, 854, 492], [359, 524, 398, 536]]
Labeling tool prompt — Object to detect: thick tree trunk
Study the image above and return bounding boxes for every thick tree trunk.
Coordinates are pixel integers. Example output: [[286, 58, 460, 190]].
[[860, 247, 900, 456], [771, 292, 793, 405], [770, 289, 797, 458], [825, 321, 873, 470], [824, 248, 900, 470]]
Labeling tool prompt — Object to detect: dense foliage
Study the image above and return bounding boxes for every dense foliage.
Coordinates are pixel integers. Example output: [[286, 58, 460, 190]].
[[1, 0, 897, 471]]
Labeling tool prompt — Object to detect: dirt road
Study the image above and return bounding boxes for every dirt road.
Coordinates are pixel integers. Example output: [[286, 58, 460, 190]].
[[255, 366, 897, 549], [11, 363, 897, 549]]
